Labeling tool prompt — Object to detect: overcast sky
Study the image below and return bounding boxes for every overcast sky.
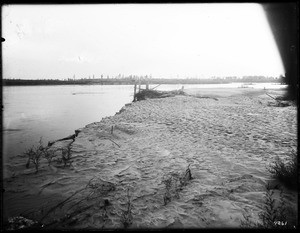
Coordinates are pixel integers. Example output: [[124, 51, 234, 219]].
[[2, 3, 284, 79]]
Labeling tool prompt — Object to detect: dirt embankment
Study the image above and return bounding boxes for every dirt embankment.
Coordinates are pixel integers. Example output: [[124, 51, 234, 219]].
[[3, 88, 297, 229]]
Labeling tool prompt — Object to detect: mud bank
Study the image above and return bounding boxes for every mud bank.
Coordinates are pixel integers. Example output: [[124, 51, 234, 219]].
[[3, 88, 297, 229]]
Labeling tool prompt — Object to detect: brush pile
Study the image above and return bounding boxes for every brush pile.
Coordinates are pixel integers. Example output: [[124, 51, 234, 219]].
[[134, 89, 185, 101]]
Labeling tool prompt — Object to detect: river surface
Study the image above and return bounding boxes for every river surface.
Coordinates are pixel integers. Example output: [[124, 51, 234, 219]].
[[2, 83, 285, 171]]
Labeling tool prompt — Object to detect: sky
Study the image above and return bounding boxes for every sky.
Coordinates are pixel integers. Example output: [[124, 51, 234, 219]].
[[2, 3, 285, 79]]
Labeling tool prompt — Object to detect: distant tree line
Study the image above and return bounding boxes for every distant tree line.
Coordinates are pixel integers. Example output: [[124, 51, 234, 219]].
[[2, 76, 282, 86]]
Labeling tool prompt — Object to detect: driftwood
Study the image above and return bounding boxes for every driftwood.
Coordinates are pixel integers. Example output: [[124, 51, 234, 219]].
[[98, 134, 121, 148], [39, 177, 95, 223], [74, 129, 81, 137], [39, 187, 85, 223], [134, 89, 185, 101], [105, 138, 121, 148], [266, 93, 291, 107], [45, 204, 94, 228], [58, 134, 76, 142], [190, 95, 218, 101], [266, 93, 277, 101], [48, 134, 76, 147]]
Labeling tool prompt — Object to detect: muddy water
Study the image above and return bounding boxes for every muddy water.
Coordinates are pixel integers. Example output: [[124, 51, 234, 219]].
[[2, 85, 133, 178]]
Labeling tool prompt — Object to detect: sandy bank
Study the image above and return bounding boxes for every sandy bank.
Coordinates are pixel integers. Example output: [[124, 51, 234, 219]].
[[3, 88, 297, 229]]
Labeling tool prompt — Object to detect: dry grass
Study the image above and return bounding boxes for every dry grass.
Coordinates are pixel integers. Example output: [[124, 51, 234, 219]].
[[241, 184, 296, 229], [23, 137, 75, 172], [267, 149, 297, 190], [120, 188, 133, 228], [162, 164, 193, 205]]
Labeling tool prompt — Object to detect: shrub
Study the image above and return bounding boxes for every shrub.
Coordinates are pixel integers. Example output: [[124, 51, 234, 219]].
[[24, 145, 43, 173], [42, 149, 56, 166], [162, 164, 193, 205], [24, 137, 71, 172], [241, 184, 296, 229], [162, 176, 173, 205], [258, 187, 287, 228], [121, 188, 133, 228], [267, 150, 297, 190], [61, 145, 72, 167], [180, 164, 193, 186]]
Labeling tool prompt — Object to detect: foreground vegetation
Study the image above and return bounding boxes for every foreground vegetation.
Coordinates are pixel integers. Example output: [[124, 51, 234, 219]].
[[241, 148, 298, 228], [267, 149, 297, 190], [23, 137, 73, 173], [241, 185, 296, 229]]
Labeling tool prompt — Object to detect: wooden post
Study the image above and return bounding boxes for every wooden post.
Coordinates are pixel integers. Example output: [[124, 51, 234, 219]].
[[146, 81, 149, 90], [138, 78, 141, 92], [133, 83, 137, 102]]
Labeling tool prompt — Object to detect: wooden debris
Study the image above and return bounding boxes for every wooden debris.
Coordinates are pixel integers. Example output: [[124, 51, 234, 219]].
[[134, 89, 185, 101]]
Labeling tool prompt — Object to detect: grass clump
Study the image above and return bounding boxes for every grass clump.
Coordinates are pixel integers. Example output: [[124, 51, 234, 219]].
[[23, 137, 74, 173], [162, 176, 173, 205], [241, 184, 296, 229], [267, 149, 297, 190], [42, 148, 56, 166], [120, 188, 133, 228], [24, 146, 42, 173], [24, 138, 45, 173], [162, 164, 193, 205], [61, 144, 73, 167]]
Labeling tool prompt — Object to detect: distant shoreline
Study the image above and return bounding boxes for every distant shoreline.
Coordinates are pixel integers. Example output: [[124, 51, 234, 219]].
[[2, 78, 282, 86]]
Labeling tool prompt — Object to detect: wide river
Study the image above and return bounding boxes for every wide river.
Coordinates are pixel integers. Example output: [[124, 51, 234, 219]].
[[2, 83, 286, 177]]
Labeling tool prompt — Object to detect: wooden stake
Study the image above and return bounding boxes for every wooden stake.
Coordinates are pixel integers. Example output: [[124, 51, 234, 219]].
[[138, 78, 141, 92], [133, 84, 137, 102]]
